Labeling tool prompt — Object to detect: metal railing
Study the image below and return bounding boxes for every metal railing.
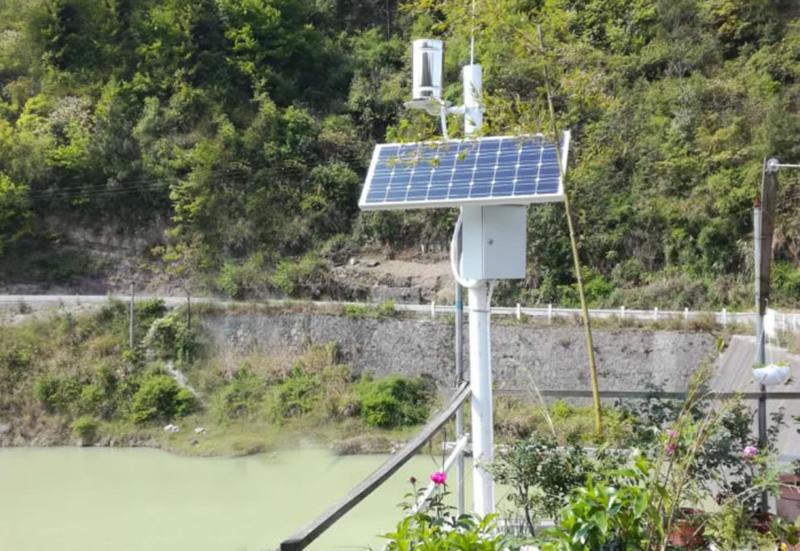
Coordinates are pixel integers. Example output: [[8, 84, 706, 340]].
[[279, 386, 800, 550], [407, 302, 800, 331], [494, 388, 800, 400], [279, 382, 471, 551], [3, 294, 799, 332]]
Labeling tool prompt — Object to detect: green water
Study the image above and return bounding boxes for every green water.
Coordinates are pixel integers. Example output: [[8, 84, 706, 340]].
[[0, 447, 472, 551]]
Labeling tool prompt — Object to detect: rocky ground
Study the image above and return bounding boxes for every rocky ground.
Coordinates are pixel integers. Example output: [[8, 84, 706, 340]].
[[1, 235, 451, 305], [331, 253, 453, 303]]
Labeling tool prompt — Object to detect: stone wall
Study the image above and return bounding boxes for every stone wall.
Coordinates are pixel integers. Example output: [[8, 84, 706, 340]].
[[202, 313, 718, 392]]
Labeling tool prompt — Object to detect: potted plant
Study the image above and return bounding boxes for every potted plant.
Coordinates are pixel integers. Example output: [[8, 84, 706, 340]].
[[778, 460, 800, 523], [667, 508, 706, 549], [752, 361, 791, 386]]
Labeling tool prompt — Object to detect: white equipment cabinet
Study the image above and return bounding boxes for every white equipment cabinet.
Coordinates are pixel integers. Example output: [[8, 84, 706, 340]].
[[460, 205, 527, 280]]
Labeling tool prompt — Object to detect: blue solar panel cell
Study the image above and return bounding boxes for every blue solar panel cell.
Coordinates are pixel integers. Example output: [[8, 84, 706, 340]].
[[360, 134, 566, 210], [469, 139, 498, 198]]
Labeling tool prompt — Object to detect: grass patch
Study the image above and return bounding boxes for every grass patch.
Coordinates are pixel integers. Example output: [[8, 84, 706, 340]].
[[493, 396, 635, 447], [343, 299, 397, 319]]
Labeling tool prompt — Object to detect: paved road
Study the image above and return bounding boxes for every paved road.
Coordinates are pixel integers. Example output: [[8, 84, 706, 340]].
[[712, 335, 800, 461]]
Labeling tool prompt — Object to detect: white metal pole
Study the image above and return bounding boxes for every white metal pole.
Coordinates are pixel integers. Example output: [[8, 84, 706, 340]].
[[463, 64, 482, 135], [468, 283, 494, 516], [129, 282, 135, 348], [462, 60, 494, 516]]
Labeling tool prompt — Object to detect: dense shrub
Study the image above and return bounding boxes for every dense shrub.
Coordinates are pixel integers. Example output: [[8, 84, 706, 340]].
[[215, 368, 268, 421], [78, 383, 105, 415], [0, 341, 34, 387], [216, 254, 270, 299], [357, 375, 433, 428], [773, 261, 800, 306], [34, 375, 82, 414], [144, 311, 198, 360], [71, 415, 99, 445], [490, 435, 619, 536], [270, 253, 329, 297], [267, 367, 321, 421], [129, 374, 195, 424]]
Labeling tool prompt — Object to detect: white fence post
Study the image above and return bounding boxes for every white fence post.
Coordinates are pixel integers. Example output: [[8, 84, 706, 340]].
[[515, 303, 521, 320], [722, 308, 728, 327], [431, 300, 436, 319], [684, 307, 689, 324], [548, 303, 553, 324], [620, 305, 625, 319], [654, 307, 659, 321]]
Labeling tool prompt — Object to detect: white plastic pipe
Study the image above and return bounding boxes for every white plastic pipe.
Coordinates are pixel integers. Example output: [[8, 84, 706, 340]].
[[450, 212, 480, 289], [468, 283, 494, 516], [462, 64, 482, 135]]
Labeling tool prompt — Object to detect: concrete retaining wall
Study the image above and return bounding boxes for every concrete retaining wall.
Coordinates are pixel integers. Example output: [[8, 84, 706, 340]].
[[202, 313, 718, 392]]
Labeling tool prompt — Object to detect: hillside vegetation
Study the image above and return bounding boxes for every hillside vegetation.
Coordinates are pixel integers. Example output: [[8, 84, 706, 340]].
[[0, 299, 640, 454], [0, 299, 442, 454], [0, 0, 799, 308]]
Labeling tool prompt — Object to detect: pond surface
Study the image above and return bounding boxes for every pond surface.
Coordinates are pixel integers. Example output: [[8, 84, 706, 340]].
[[0, 447, 473, 551]]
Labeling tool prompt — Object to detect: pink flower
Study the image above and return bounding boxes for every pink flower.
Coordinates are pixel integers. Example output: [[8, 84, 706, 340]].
[[665, 429, 678, 455], [430, 471, 447, 486], [742, 445, 758, 460]]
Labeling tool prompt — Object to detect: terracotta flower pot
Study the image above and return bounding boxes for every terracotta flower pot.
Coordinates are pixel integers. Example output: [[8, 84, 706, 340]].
[[778, 473, 800, 523], [750, 510, 773, 534], [668, 508, 706, 549]]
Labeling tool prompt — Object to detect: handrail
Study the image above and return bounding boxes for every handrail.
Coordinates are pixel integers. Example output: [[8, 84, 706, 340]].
[[494, 389, 800, 400], [279, 382, 471, 551], [412, 434, 470, 514]]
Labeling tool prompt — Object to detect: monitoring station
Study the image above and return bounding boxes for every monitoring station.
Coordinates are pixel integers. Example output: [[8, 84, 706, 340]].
[[358, 38, 570, 516]]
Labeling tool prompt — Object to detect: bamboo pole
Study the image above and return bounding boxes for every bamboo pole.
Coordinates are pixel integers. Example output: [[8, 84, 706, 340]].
[[537, 25, 602, 436]]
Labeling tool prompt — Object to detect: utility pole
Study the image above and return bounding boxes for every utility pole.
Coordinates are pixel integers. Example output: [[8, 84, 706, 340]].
[[755, 158, 779, 513], [129, 281, 135, 348], [186, 289, 192, 331]]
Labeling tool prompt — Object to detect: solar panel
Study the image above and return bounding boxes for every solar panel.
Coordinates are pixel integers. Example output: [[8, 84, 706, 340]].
[[359, 134, 567, 211]]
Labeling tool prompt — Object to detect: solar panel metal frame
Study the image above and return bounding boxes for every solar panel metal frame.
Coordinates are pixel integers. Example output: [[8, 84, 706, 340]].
[[359, 132, 569, 211]]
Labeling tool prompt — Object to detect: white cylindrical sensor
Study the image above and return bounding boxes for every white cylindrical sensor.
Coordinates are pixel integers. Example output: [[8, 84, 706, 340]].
[[462, 63, 482, 135], [412, 39, 443, 101]]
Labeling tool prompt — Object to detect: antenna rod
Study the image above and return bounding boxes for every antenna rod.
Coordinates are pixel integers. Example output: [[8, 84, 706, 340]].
[[537, 24, 603, 437], [470, 0, 476, 65]]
